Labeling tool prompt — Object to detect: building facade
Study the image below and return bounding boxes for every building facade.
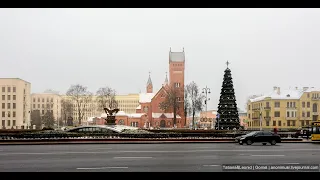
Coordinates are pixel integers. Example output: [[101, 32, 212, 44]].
[[88, 48, 186, 129], [0, 78, 31, 129], [247, 86, 320, 130], [60, 93, 140, 126], [31, 92, 62, 123], [136, 48, 185, 128], [199, 110, 217, 129]]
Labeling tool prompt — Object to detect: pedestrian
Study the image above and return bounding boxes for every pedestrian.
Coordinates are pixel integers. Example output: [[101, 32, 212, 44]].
[[273, 127, 278, 134]]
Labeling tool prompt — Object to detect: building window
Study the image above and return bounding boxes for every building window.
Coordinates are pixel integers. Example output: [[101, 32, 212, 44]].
[[33, 104, 35, 109], [302, 111, 305, 117], [118, 119, 124, 125], [143, 106, 148, 113], [7, 87, 10, 92], [307, 102, 310, 108], [7, 103, 10, 109], [292, 121, 296, 126], [274, 111, 280, 117], [1, 95, 4, 100], [2, 112, 5, 117], [287, 120, 290, 126], [307, 93, 310, 98], [12, 103, 15, 109], [274, 102, 280, 108], [248, 114, 250, 118], [7, 95, 10, 101], [42, 110, 44, 115], [266, 121, 269, 126], [248, 105, 250, 110], [38, 104, 40, 108], [287, 102, 289, 107], [13, 120, 16, 126], [313, 103, 318, 112], [42, 104, 44, 108], [291, 111, 294, 117], [13, 95, 16, 100], [33, 98, 35, 102], [174, 83, 180, 88], [13, 87, 16, 92], [42, 98, 44, 102], [7, 111, 10, 117], [2, 103, 4, 109], [307, 111, 310, 117], [7, 120, 10, 126], [273, 121, 276, 126], [2, 87, 5, 92], [278, 121, 281, 126], [302, 102, 305, 108], [2, 120, 5, 127], [287, 112, 290, 117], [293, 102, 296, 107], [13, 111, 15, 118]]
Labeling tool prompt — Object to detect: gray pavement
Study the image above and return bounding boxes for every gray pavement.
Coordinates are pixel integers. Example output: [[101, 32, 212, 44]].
[[0, 143, 320, 172]]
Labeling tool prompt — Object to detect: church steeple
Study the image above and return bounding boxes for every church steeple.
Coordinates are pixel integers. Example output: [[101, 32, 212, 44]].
[[146, 71, 153, 93], [164, 72, 168, 86]]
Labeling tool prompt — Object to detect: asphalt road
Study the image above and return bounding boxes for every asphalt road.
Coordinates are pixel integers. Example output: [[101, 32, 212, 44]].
[[0, 143, 320, 172]]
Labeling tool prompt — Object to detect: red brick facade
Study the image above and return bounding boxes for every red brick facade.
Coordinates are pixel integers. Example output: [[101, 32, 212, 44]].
[[90, 49, 186, 129]]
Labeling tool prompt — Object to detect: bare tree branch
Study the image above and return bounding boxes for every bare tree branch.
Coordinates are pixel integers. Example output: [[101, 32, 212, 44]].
[[66, 84, 93, 125], [61, 98, 73, 125], [159, 85, 183, 127], [186, 81, 204, 129], [184, 85, 190, 128], [96, 87, 118, 111]]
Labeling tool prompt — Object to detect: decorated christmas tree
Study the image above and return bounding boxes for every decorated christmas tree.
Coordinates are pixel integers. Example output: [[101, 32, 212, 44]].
[[215, 61, 240, 130]]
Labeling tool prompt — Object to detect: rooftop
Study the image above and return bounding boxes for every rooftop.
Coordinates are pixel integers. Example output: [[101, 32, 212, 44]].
[[249, 86, 320, 102], [169, 51, 185, 62], [139, 93, 155, 103]]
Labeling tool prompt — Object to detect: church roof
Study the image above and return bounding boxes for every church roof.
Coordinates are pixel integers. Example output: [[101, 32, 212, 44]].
[[152, 113, 181, 119], [169, 51, 185, 62], [139, 93, 155, 103], [147, 73, 152, 86]]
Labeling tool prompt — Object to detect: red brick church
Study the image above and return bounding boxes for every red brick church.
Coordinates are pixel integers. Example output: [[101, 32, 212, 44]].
[[92, 48, 186, 129]]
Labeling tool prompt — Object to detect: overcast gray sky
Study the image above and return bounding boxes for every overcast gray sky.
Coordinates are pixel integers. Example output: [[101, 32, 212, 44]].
[[0, 8, 319, 110]]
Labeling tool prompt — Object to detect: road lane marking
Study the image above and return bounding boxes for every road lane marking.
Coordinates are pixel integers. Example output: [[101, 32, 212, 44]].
[[203, 165, 220, 167], [283, 163, 300, 164], [251, 155, 285, 157], [88, 148, 112, 150], [0, 149, 319, 155], [77, 167, 128, 170], [114, 157, 153, 159]]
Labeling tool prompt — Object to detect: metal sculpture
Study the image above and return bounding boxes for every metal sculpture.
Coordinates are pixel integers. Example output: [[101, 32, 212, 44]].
[[103, 107, 120, 125]]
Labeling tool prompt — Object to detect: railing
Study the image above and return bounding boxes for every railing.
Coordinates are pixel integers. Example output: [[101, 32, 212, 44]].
[[264, 117, 271, 121], [264, 107, 271, 110]]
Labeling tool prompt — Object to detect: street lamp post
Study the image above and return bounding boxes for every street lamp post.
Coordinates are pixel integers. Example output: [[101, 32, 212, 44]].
[[202, 86, 211, 129], [57, 99, 59, 129], [259, 106, 263, 131]]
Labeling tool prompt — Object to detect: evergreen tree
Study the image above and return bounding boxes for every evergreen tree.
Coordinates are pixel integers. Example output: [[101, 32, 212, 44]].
[[215, 61, 240, 130]]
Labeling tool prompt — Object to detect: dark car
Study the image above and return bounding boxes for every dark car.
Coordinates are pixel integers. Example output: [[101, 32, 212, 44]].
[[238, 131, 281, 145]]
